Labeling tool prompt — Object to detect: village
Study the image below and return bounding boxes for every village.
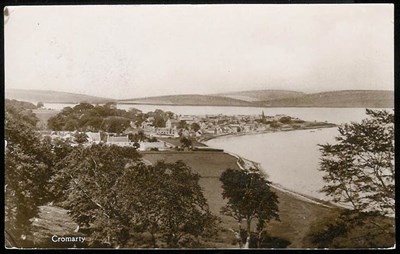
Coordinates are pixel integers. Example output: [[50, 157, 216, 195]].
[[39, 111, 334, 151]]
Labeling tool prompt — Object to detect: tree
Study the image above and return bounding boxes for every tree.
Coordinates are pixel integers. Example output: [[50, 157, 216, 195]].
[[50, 145, 217, 248], [180, 137, 192, 148], [270, 121, 280, 129], [319, 109, 394, 215], [36, 101, 44, 108], [219, 168, 280, 248], [74, 132, 88, 145], [154, 116, 166, 127], [100, 117, 130, 134], [118, 161, 219, 247], [178, 120, 188, 129], [191, 122, 201, 132], [313, 109, 395, 247], [47, 103, 142, 132], [50, 144, 141, 248], [148, 137, 158, 142], [279, 116, 291, 124], [5, 101, 54, 247], [48, 114, 66, 131]]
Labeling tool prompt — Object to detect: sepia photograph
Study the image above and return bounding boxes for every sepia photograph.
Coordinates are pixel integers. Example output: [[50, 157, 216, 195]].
[[4, 3, 395, 249]]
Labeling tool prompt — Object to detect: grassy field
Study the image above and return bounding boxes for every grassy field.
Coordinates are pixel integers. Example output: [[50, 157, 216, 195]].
[[141, 151, 337, 248], [33, 109, 59, 130], [157, 137, 207, 148], [29, 151, 337, 248], [29, 150, 393, 248]]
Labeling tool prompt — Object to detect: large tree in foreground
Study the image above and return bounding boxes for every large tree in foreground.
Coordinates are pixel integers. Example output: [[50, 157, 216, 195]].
[[311, 109, 395, 248], [319, 109, 394, 215], [52, 145, 218, 248], [5, 101, 54, 247], [50, 144, 142, 247], [220, 168, 280, 248], [120, 160, 218, 247]]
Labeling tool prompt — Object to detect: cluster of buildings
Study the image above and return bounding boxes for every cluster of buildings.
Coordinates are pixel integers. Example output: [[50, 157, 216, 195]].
[[39, 130, 170, 151], [40, 112, 301, 151], [137, 112, 299, 138]]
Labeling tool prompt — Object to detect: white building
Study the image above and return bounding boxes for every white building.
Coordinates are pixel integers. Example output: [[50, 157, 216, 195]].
[[155, 127, 177, 137], [138, 141, 168, 151], [107, 136, 132, 147], [86, 132, 102, 144]]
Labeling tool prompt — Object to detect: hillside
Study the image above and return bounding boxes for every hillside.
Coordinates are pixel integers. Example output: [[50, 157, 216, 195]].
[[259, 90, 394, 108], [5, 89, 115, 104], [119, 94, 254, 106], [6, 89, 394, 108], [216, 90, 305, 102]]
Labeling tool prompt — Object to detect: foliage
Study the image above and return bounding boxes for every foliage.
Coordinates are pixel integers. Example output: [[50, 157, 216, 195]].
[[219, 168, 280, 248], [307, 210, 395, 248], [100, 116, 131, 134], [318, 109, 394, 215], [37, 101, 44, 108], [74, 132, 88, 144], [270, 121, 280, 128], [245, 231, 291, 248], [178, 120, 188, 129], [180, 137, 192, 148], [47, 103, 141, 132], [312, 109, 395, 248], [128, 131, 146, 142], [51, 145, 218, 248], [5, 99, 40, 126], [6, 99, 38, 110], [47, 103, 176, 134], [118, 160, 219, 247], [148, 137, 158, 142], [5, 100, 55, 246], [50, 144, 141, 247], [145, 109, 173, 127], [279, 116, 291, 124], [191, 122, 201, 132]]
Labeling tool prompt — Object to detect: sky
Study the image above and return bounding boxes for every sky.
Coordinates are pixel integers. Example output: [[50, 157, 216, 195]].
[[4, 4, 394, 99]]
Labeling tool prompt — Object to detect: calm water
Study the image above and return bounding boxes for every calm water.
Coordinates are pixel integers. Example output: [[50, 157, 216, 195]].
[[205, 128, 339, 200], [43, 103, 387, 200]]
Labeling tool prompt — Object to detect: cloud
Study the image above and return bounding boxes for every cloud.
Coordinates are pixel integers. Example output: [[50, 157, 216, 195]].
[[5, 5, 394, 99]]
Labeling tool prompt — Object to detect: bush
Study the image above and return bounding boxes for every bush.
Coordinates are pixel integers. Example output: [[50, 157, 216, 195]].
[[279, 116, 291, 124]]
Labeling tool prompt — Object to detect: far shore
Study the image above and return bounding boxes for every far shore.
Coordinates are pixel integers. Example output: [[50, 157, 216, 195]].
[[198, 123, 338, 143], [116, 102, 391, 108]]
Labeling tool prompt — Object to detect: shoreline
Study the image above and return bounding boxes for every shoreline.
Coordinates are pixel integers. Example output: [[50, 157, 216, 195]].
[[200, 125, 341, 209], [199, 123, 337, 143], [116, 102, 391, 109], [225, 151, 336, 209]]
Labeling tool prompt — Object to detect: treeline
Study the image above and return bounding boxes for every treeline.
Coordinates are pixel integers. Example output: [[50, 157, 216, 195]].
[[5, 100, 218, 247], [47, 102, 174, 133], [5, 99, 39, 110], [51, 146, 219, 248], [5, 99, 63, 247], [5, 99, 283, 248]]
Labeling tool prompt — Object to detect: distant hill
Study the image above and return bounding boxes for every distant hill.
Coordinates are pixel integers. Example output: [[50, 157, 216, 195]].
[[216, 90, 305, 102], [259, 90, 394, 108], [119, 94, 254, 106], [5, 89, 115, 104], [6, 88, 393, 108]]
